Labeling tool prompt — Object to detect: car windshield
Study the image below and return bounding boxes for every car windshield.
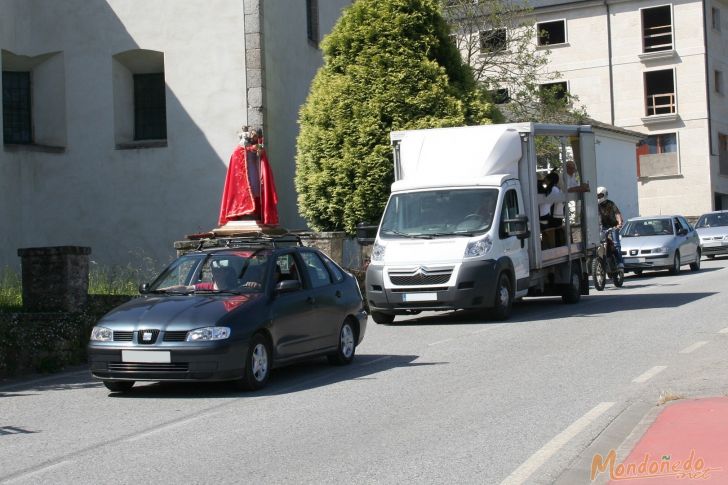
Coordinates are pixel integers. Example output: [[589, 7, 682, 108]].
[[379, 188, 499, 238], [696, 213, 728, 228], [149, 250, 271, 293], [622, 218, 674, 237]]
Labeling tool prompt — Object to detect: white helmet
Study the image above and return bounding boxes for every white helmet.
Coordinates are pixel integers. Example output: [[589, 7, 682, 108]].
[[597, 186, 608, 203]]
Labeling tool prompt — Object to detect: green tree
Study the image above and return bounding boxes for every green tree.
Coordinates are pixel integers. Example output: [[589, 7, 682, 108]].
[[442, 0, 587, 123], [296, 0, 498, 233]]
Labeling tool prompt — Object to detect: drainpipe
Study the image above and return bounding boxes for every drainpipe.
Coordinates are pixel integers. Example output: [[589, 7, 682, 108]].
[[702, 0, 714, 208], [605, 0, 615, 125]]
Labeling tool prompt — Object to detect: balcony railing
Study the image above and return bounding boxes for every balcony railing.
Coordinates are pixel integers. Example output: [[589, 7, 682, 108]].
[[643, 24, 673, 52], [646, 93, 676, 116]]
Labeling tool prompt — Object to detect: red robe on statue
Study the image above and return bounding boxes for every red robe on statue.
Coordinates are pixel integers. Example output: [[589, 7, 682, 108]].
[[218, 145, 279, 226]]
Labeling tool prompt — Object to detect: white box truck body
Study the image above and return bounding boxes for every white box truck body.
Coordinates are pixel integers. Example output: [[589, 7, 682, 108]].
[[365, 123, 601, 323]]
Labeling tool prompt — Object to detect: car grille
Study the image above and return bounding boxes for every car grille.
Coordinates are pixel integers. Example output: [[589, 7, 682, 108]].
[[137, 329, 160, 345], [389, 267, 453, 286], [113, 331, 134, 342], [163, 331, 189, 342], [108, 362, 189, 372], [625, 249, 656, 256]]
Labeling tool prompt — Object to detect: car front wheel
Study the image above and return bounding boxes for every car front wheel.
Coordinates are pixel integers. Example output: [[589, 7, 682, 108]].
[[235, 333, 271, 391], [103, 381, 134, 393], [371, 311, 395, 325], [328, 320, 356, 366], [669, 252, 681, 275]]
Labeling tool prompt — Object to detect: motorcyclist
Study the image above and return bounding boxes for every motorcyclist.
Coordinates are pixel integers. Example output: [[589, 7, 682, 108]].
[[597, 186, 624, 269]]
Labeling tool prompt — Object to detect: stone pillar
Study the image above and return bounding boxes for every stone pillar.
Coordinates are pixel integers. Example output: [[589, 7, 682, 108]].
[[17, 246, 91, 312], [244, 0, 265, 129]]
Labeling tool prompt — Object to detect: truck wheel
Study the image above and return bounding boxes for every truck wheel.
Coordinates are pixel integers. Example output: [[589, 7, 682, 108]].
[[371, 311, 395, 325], [491, 273, 512, 320], [591, 258, 606, 291], [562, 269, 581, 304]]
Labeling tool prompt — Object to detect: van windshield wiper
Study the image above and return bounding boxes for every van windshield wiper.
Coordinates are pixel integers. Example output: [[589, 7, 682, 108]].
[[429, 231, 477, 237], [383, 230, 432, 239]]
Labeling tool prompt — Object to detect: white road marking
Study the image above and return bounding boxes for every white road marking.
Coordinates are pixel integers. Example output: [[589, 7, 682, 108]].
[[719, 327, 728, 334], [3, 460, 73, 483], [632, 366, 667, 383], [427, 338, 454, 346], [679, 341, 708, 354], [500, 402, 615, 485], [359, 355, 392, 367]]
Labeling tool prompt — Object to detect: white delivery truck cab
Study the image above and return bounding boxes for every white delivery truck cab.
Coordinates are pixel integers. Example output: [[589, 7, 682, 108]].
[[365, 123, 601, 323]]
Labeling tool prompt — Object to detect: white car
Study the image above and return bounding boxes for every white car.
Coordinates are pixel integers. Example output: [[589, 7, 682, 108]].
[[620, 215, 701, 275], [695, 210, 728, 259]]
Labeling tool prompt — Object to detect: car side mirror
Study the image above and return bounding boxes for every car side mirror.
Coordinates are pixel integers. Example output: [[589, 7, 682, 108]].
[[275, 279, 301, 293], [138, 283, 150, 294], [503, 215, 530, 240]]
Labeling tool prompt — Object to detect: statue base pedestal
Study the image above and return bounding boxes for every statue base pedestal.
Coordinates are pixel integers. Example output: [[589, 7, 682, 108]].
[[211, 220, 287, 237]]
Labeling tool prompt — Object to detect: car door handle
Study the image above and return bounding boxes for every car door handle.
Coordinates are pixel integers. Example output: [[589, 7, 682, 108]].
[[307, 296, 316, 305], [335, 290, 342, 298]]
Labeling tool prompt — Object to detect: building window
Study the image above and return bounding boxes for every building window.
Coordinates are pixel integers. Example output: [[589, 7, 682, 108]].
[[642, 5, 673, 52], [490, 88, 510, 104], [716, 70, 724, 94], [536, 20, 566, 46], [539, 81, 568, 102], [306, 0, 319, 46], [479, 29, 507, 53], [719, 133, 728, 175], [637, 133, 679, 177], [2, 71, 32, 144], [644, 69, 675, 116], [133, 73, 167, 141], [713, 7, 721, 31]]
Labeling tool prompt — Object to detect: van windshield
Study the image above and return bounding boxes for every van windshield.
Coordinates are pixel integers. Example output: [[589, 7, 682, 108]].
[[379, 188, 499, 238]]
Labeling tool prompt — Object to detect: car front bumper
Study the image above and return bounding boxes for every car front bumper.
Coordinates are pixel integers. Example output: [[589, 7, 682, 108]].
[[87, 339, 248, 382], [701, 241, 728, 255], [622, 253, 672, 270]]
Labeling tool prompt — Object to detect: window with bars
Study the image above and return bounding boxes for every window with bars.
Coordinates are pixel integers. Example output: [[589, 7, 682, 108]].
[[2, 71, 32, 144], [306, 0, 319, 46], [644, 69, 675, 116], [642, 6, 673, 53], [133, 73, 167, 141]]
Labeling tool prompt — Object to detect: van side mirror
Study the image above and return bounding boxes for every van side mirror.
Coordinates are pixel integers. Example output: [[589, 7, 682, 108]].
[[503, 215, 530, 240], [356, 222, 378, 246], [139, 283, 150, 294]]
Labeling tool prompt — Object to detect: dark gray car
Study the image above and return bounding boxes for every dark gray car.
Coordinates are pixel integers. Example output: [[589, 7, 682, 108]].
[[88, 238, 367, 393]]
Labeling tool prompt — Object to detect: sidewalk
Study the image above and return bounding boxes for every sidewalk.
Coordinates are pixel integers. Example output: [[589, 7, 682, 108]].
[[594, 397, 728, 484]]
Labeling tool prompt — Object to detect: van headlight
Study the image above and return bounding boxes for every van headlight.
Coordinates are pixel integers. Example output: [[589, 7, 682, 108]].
[[371, 242, 386, 262], [464, 235, 492, 258]]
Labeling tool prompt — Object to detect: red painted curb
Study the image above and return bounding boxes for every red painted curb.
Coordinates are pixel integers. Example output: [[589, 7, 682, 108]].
[[596, 398, 728, 483]]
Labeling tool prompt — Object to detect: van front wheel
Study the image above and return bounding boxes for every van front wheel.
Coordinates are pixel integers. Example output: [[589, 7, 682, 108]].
[[490, 273, 513, 321]]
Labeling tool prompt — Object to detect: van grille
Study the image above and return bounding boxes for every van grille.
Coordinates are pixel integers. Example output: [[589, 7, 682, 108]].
[[388, 267, 453, 286]]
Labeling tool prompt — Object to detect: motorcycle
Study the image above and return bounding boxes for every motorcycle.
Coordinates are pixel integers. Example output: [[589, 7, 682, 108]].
[[592, 227, 624, 291]]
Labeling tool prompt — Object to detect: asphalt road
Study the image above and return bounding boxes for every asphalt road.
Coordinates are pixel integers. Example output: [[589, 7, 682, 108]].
[[2, 258, 728, 485]]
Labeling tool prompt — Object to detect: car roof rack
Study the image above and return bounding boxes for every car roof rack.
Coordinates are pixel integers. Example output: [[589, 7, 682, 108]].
[[220, 233, 304, 249]]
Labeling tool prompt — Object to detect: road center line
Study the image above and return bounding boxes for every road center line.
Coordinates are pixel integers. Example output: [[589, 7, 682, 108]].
[[719, 327, 728, 334], [679, 341, 708, 354], [500, 402, 615, 485], [3, 460, 73, 484], [428, 338, 454, 346], [632, 366, 667, 383]]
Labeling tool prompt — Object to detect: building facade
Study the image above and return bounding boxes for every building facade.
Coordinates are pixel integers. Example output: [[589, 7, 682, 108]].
[[0, 0, 350, 269], [486, 0, 728, 218]]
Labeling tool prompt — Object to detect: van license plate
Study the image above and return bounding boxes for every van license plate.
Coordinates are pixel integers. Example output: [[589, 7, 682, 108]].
[[404, 292, 437, 302], [122, 350, 171, 363]]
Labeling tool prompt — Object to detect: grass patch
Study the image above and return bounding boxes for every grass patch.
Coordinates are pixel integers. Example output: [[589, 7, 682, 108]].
[[0, 267, 22, 310]]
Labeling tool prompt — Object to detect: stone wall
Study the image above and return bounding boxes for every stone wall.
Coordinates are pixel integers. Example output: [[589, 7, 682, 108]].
[[17, 246, 91, 312]]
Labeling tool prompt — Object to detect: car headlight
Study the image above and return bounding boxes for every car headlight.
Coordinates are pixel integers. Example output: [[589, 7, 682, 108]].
[[371, 242, 386, 262], [185, 327, 231, 341], [90, 326, 113, 342], [723, 235, 728, 241], [653, 246, 670, 254], [464, 235, 493, 258]]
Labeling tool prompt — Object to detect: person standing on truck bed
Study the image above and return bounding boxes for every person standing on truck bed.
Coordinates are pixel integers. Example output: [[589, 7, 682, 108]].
[[597, 186, 625, 269]]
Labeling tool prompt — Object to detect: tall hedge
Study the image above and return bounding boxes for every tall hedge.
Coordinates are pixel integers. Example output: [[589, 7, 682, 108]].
[[296, 0, 498, 233]]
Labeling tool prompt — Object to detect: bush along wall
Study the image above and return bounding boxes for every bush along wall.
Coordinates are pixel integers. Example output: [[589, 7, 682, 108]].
[[0, 295, 134, 378]]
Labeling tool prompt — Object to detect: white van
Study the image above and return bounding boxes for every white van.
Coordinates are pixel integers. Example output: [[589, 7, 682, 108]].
[[365, 123, 601, 323]]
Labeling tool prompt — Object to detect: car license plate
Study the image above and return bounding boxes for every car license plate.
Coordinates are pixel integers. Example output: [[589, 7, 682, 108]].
[[403, 292, 437, 302], [122, 350, 171, 363], [625, 257, 645, 264], [704, 241, 722, 247]]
